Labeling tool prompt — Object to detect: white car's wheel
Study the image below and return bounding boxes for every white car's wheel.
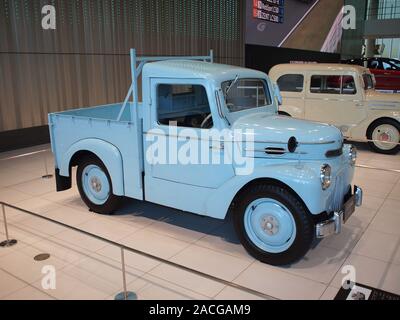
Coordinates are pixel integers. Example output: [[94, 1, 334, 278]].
[[367, 119, 400, 154]]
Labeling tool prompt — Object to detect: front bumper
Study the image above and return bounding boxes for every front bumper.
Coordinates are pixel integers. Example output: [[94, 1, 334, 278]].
[[316, 185, 363, 238]]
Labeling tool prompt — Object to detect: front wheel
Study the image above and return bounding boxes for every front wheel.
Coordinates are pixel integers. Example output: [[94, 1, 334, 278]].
[[233, 184, 314, 266], [76, 155, 122, 214], [367, 119, 400, 154]]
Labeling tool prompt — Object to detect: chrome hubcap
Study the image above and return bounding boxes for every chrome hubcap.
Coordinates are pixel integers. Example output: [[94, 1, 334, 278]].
[[372, 124, 399, 150], [379, 132, 390, 142], [81, 164, 110, 205], [90, 177, 102, 192], [261, 215, 279, 236], [244, 198, 296, 253]]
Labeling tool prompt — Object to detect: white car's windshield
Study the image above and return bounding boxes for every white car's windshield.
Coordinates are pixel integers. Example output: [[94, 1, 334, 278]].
[[222, 78, 272, 113]]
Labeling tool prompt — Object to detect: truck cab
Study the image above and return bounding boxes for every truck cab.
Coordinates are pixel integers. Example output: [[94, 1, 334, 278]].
[[269, 63, 400, 154], [49, 50, 362, 266]]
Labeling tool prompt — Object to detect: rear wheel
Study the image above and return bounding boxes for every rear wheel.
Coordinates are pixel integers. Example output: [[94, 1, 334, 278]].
[[233, 183, 314, 266], [367, 119, 400, 154], [76, 155, 122, 214]]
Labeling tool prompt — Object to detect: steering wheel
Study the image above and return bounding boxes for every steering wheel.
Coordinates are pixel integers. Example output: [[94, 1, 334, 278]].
[[200, 114, 213, 129]]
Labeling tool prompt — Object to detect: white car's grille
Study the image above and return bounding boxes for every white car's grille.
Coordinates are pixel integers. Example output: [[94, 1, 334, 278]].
[[330, 171, 348, 213]]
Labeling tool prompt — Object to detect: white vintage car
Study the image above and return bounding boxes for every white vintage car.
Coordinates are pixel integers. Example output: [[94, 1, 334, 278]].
[[270, 63, 400, 154]]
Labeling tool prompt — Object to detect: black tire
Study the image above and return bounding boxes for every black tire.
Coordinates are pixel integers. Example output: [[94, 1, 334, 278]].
[[367, 119, 400, 154], [76, 155, 122, 214], [233, 183, 314, 266]]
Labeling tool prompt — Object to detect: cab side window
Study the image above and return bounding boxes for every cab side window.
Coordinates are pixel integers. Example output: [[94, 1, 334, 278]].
[[277, 74, 304, 92], [341, 76, 357, 95], [310, 75, 341, 94], [310, 75, 356, 95], [157, 84, 213, 128]]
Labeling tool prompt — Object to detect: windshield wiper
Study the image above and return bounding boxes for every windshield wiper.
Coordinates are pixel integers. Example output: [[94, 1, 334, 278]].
[[225, 74, 239, 96]]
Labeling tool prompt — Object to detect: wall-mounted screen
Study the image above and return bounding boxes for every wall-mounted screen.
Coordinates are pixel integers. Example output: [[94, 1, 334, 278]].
[[245, 0, 344, 53]]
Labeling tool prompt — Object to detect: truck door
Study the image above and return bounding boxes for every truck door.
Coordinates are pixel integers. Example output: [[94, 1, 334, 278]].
[[143, 78, 235, 214], [305, 73, 366, 136]]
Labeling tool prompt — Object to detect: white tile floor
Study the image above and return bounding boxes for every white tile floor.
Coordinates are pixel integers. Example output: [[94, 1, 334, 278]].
[[0, 142, 399, 300]]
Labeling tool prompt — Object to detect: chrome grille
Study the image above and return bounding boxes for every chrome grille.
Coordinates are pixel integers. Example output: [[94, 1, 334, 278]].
[[331, 171, 347, 212]]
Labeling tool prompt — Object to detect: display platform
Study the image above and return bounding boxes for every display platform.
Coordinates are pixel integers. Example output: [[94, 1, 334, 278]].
[[0, 142, 399, 300]]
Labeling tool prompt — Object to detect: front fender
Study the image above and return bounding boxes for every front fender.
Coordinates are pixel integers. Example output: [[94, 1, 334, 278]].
[[60, 138, 124, 196], [205, 162, 331, 219]]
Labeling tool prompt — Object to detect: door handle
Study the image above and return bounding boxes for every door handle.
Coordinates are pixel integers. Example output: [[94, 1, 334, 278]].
[[355, 103, 364, 107]]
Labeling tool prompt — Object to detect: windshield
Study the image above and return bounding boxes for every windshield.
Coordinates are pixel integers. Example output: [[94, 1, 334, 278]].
[[363, 74, 375, 90], [221, 78, 272, 113], [388, 59, 400, 69]]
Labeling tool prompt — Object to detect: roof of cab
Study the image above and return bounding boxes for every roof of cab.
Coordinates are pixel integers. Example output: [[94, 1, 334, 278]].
[[269, 63, 370, 75], [142, 60, 267, 81]]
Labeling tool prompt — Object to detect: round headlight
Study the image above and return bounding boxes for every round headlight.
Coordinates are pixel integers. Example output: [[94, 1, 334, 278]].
[[320, 164, 332, 190], [349, 145, 357, 166]]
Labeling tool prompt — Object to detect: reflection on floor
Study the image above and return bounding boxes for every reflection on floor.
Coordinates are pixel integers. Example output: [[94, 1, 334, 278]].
[[0, 142, 399, 300]]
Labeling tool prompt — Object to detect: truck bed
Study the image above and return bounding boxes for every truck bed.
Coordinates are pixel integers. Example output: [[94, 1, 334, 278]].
[[48, 102, 144, 200], [58, 102, 135, 122]]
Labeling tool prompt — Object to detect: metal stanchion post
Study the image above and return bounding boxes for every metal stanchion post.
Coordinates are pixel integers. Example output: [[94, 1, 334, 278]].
[[121, 247, 128, 300], [114, 247, 137, 300], [42, 151, 53, 179], [0, 204, 17, 247]]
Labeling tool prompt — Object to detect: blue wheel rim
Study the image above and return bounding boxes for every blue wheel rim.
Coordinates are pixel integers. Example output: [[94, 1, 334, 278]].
[[81, 164, 110, 205], [244, 198, 296, 253]]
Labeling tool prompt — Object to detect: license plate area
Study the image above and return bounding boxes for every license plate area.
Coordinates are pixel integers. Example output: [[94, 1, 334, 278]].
[[343, 194, 356, 223]]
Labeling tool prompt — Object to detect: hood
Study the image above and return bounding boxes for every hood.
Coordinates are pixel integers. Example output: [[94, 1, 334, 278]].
[[232, 113, 343, 160], [366, 90, 400, 110], [232, 113, 342, 145]]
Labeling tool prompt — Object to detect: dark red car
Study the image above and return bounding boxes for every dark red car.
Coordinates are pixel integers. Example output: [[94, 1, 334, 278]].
[[342, 58, 400, 92]]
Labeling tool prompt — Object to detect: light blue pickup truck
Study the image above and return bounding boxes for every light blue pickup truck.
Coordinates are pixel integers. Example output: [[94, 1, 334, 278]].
[[49, 50, 362, 265]]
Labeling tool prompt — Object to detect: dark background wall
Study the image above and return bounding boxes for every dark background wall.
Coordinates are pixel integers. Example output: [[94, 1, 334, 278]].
[[341, 0, 368, 59], [0, 0, 245, 137], [0, 0, 353, 152], [245, 44, 341, 74]]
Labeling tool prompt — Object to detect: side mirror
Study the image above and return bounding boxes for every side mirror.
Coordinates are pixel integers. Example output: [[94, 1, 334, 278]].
[[273, 83, 283, 106]]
